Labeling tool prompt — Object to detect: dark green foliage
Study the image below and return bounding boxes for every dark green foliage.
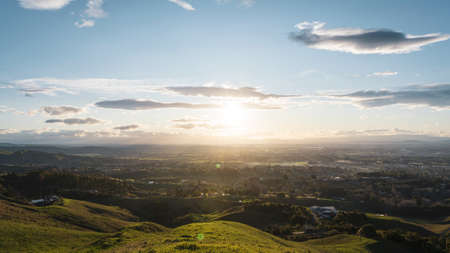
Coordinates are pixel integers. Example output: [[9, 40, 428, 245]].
[[357, 224, 377, 238], [334, 211, 368, 227], [319, 211, 369, 234], [377, 229, 448, 253], [1, 170, 135, 199]]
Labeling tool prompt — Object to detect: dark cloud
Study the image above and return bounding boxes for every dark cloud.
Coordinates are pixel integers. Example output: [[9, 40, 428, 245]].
[[114, 124, 140, 131], [43, 106, 82, 116], [165, 86, 297, 99], [45, 117, 102, 125], [337, 84, 450, 109], [290, 21, 449, 54], [95, 99, 220, 110]]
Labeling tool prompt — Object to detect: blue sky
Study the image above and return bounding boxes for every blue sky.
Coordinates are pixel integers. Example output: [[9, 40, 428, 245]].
[[1, 0, 450, 144]]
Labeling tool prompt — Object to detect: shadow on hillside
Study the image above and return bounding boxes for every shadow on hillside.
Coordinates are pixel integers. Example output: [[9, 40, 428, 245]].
[[365, 240, 422, 253], [368, 218, 435, 236]]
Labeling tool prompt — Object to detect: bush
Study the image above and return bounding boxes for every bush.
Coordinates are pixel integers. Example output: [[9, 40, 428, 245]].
[[379, 229, 405, 242], [357, 224, 377, 238]]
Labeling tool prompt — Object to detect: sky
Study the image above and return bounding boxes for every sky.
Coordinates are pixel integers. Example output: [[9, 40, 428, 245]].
[[0, 0, 450, 145]]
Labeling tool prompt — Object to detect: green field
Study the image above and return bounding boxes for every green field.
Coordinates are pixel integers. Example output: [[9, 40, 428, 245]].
[[0, 198, 423, 253]]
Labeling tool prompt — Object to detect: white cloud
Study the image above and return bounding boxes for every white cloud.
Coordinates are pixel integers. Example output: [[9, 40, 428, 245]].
[[216, 0, 255, 7], [85, 0, 106, 18], [74, 0, 106, 28], [0, 129, 230, 145], [12, 78, 157, 95], [18, 0, 72, 10], [290, 21, 450, 54], [334, 128, 422, 137], [172, 117, 208, 123], [369, 71, 398, 77], [0, 105, 28, 115], [74, 19, 95, 28], [173, 122, 225, 130], [240, 0, 255, 7], [168, 0, 195, 11]]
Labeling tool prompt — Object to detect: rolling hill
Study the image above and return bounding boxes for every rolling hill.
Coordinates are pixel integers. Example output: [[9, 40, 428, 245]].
[[0, 198, 428, 253]]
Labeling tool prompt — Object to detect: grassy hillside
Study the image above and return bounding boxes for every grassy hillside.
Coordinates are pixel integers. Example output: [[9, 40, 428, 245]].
[[0, 198, 137, 232], [367, 213, 450, 235], [0, 220, 103, 253], [0, 198, 426, 253]]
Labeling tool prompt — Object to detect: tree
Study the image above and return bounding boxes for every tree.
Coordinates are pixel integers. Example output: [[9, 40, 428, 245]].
[[357, 224, 377, 238]]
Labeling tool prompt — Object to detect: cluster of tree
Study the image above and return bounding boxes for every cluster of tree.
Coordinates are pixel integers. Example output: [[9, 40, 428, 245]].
[[226, 202, 317, 237], [376, 226, 448, 253], [0, 170, 135, 200], [322, 212, 448, 253]]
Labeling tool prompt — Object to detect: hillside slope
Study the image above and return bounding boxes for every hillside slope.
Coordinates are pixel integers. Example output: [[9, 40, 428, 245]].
[[0, 198, 420, 253], [0, 198, 137, 232]]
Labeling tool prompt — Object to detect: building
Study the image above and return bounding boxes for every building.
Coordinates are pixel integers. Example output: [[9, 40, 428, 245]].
[[29, 195, 60, 206], [310, 206, 337, 219]]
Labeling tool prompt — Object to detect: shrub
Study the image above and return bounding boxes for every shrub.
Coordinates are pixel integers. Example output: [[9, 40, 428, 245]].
[[357, 224, 377, 238]]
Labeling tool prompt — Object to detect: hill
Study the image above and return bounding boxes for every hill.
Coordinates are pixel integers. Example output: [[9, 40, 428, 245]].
[[0, 198, 137, 232], [367, 213, 450, 235], [0, 198, 424, 253]]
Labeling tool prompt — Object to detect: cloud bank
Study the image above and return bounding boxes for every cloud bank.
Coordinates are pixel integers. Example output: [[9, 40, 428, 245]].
[[165, 86, 297, 99], [337, 83, 450, 109], [95, 99, 282, 111], [172, 117, 208, 123], [173, 123, 225, 130], [45, 117, 101, 125], [335, 128, 419, 137], [0, 129, 241, 145], [13, 78, 153, 95], [114, 124, 140, 131], [290, 21, 449, 54], [18, 0, 72, 10], [43, 106, 82, 116], [95, 99, 220, 110]]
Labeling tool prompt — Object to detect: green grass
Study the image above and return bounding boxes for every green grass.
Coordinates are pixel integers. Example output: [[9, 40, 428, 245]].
[[0, 198, 424, 253], [302, 234, 377, 253], [303, 234, 420, 253], [0, 198, 137, 232], [39, 198, 137, 232], [0, 220, 103, 253]]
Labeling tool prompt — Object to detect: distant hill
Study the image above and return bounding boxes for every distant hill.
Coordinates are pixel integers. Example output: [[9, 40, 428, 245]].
[[0, 150, 67, 164]]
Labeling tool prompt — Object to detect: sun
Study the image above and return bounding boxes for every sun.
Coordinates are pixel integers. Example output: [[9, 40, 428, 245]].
[[222, 103, 245, 125], [220, 102, 249, 135]]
